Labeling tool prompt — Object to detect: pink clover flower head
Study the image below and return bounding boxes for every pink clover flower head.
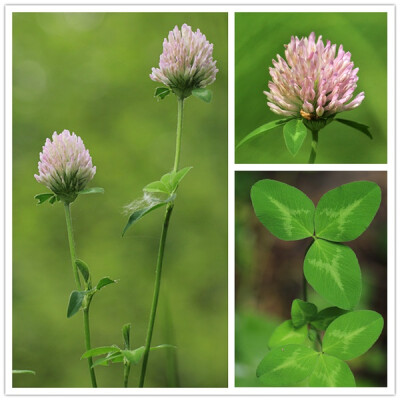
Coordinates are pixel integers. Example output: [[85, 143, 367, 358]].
[[150, 23, 218, 98], [264, 32, 365, 120], [34, 130, 96, 203]]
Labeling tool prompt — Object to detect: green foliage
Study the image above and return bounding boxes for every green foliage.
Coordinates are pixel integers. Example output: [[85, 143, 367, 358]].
[[251, 178, 384, 386], [335, 119, 372, 140], [122, 195, 175, 237], [268, 320, 308, 348], [192, 88, 212, 103], [77, 187, 104, 195], [12, 370, 36, 375], [66, 290, 86, 318], [34, 193, 56, 204], [144, 167, 193, 195], [122, 323, 131, 349], [291, 299, 317, 328], [81, 346, 120, 359], [304, 240, 361, 310], [308, 354, 355, 387], [250, 179, 315, 240], [315, 181, 381, 242], [96, 277, 117, 291], [256, 344, 319, 386], [310, 307, 348, 331], [75, 259, 91, 287], [235, 118, 292, 150], [283, 119, 307, 156], [323, 311, 384, 360], [154, 87, 171, 101]]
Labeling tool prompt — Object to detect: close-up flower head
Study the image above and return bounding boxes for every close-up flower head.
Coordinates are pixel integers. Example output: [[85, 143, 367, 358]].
[[264, 32, 365, 120], [34, 130, 96, 203], [150, 23, 218, 98]]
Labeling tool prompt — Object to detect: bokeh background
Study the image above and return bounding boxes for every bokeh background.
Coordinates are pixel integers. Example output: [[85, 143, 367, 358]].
[[235, 171, 387, 387], [235, 13, 387, 164], [13, 12, 227, 388]]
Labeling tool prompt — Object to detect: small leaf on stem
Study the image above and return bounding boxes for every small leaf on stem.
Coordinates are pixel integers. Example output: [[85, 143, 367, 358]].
[[192, 88, 212, 103], [154, 87, 171, 101], [335, 118, 372, 139], [96, 277, 117, 291], [67, 291, 86, 318], [81, 346, 120, 359], [283, 119, 307, 156], [77, 187, 104, 195], [34, 193, 56, 205]]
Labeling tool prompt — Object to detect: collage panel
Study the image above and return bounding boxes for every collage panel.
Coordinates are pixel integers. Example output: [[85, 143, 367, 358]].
[[235, 12, 387, 164], [12, 12, 228, 388], [235, 171, 387, 387]]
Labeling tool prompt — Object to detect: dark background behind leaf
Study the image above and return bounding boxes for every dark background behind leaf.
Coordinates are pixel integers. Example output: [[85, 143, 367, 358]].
[[13, 12, 228, 388], [235, 171, 387, 387], [235, 12, 387, 164]]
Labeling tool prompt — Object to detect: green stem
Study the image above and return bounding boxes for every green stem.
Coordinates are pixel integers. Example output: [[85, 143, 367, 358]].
[[63, 202, 97, 388], [139, 96, 184, 388], [123, 363, 131, 388], [83, 308, 97, 387], [63, 203, 82, 291], [308, 130, 319, 164]]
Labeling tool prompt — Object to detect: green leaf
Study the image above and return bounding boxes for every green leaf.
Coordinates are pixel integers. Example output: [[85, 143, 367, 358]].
[[308, 354, 355, 387], [121, 347, 145, 366], [34, 193, 55, 204], [323, 310, 384, 360], [143, 181, 170, 194], [311, 307, 348, 331], [81, 346, 120, 359], [67, 290, 86, 318], [304, 239, 361, 310], [283, 119, 307, 156], [151, 344, 176, 351], [268, 320, 308, 349], [75, 259, 90, 285], [96, 277, 117, 291], [122, 195, 174, 236], [315, 181, 381, 242], [91, 352, 123, 367], [77, 187, 104, 195], [154, 87, 171, 100], [335, 118, 372, 139], [12, 370, 36, 375], [291, 299, 317, 328], [256, 344, 318, 386], [192, 88, 212, 103], [122, 323, 131, 349], [250, 179, 315, 241], [161, 166, 193, 192], [49, 195, 59, 204], [236, 118, 293, 149]]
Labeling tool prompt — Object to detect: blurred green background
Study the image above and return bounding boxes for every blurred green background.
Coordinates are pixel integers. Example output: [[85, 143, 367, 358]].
[[13, 12, 227, 388], [235, 13, 387, 164], [235, 171, 387, 387]]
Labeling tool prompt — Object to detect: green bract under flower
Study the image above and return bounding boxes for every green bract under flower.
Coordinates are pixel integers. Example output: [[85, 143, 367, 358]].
[[34, 130, 96, 204]]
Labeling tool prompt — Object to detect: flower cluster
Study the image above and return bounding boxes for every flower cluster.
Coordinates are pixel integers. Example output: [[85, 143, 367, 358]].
[[150, 23, 218, 98], [264, 32, 365, 120], [34, 130, 96, 203]]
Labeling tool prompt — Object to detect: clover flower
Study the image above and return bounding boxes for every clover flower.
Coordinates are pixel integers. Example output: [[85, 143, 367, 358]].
[[34, 130, 96, 203], [150, 23, 218, 98], [264, 32, 365, 120]]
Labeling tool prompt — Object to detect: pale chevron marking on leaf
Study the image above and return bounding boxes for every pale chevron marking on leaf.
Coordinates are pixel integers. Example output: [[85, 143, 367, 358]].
[[319, 198, 363, 234], [280, 330, 302, 342], [313, 356, 341, 386], [272, 349, 302, 372], [325, 325, 367, 353], [267, 196, 311, 236], [308, 245, 344, 292]]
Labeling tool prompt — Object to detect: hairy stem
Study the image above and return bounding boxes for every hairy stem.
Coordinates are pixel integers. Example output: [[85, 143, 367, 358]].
[[63, 202, 97, 388], [139, 97, 184, 387], [308, 130, 319, 164]]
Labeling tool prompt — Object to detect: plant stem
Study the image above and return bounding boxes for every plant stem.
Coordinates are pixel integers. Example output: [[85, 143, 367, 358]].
[[308, 130, 319, 164], [139, 96, 184, 388], [123, 363, 131, 388], [63, 202, 82, 291], [63, 202, 97, 388], [83, 308, 97, 387]]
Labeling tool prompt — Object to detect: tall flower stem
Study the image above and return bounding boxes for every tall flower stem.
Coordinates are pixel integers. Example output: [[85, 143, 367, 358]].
[[308, 130, 319, 164], [139, 97, 184, 388], [63, 202, 97, 388]]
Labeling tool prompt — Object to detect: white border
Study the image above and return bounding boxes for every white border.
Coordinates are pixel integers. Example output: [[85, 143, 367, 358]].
[[4, 1, 396, 397]]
